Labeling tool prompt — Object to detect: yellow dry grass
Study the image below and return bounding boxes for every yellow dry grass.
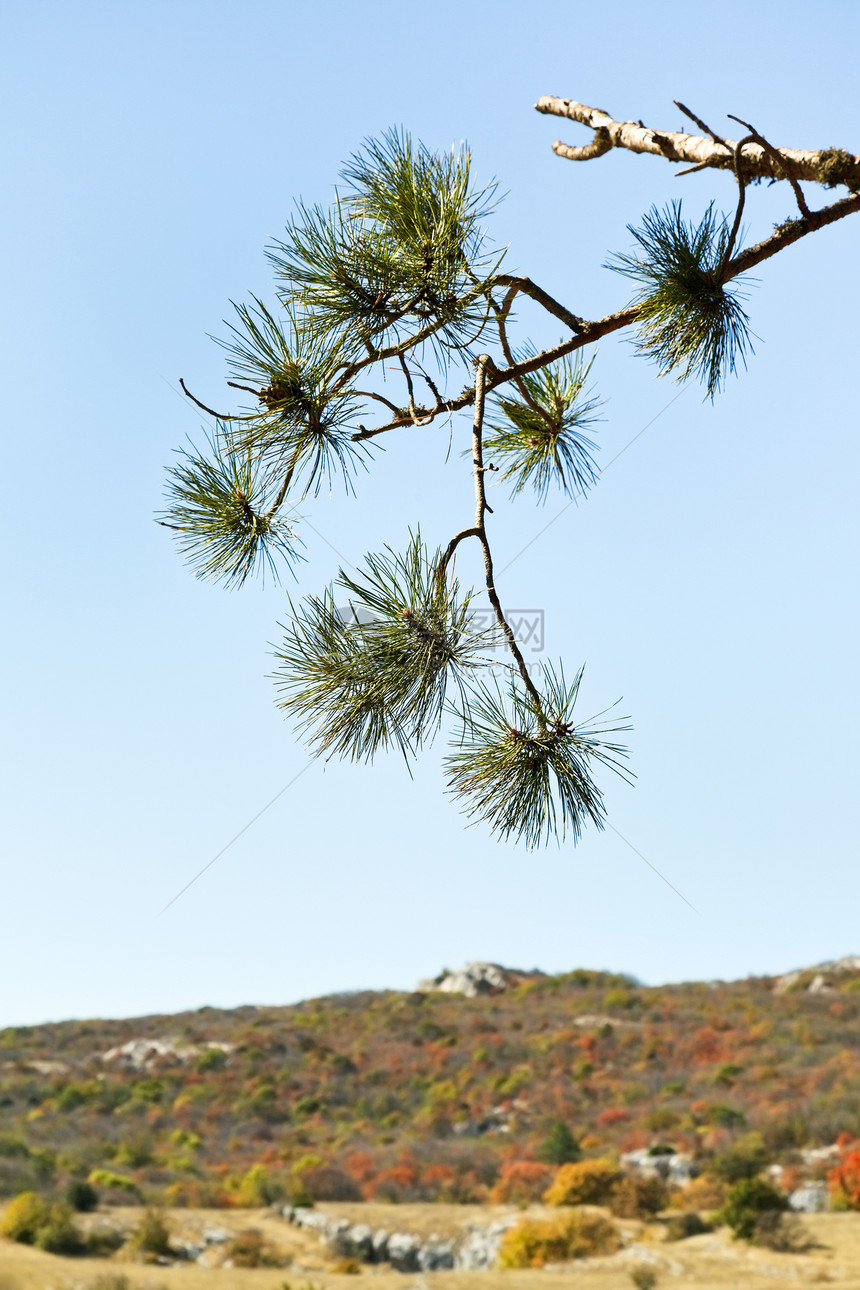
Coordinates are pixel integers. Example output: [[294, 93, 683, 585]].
[[0, 1205, 859, 1290]]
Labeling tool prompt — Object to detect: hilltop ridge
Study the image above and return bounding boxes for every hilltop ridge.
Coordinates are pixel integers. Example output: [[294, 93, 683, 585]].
[[2, 958, 859, 1208]]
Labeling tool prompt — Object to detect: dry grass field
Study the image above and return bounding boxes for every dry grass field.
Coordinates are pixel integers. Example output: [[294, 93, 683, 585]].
[[3, 1204, 860, 1290]]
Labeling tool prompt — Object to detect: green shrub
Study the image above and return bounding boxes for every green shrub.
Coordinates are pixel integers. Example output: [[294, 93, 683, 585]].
[[34, 1202, 83, 1255], [83, 1224, 126, 1256], [499, 1212, 618, 1267], [708, 1132, 768, 1184], [196, 1047, 228, 1072], [719, 1178, 788, 1241], [227, 1228, 286, 1268], [707, 1104, 746, 1130], [0, 1192, 83, 1254], [1, 1191, 49, 1243], [664, 1211, 711, 1241], [87, 1168, 140, 1198], [129, 1209, 172, 1258], [748, 1210, 812, 1253], [630, 1266, 659, 1290], [65, 1179, 99, 1212], [0, 1135, 29, 1160], [538, 1121, 581, 1165], [609, 1173, 670, 1219]]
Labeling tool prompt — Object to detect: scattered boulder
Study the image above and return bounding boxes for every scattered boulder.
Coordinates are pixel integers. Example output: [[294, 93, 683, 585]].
[[387, 1232, 421, 1271], [101, 1037, 233, 1071], [455, 1218, 517, 1269], [789, 1181, 830, 1213], [372, 1228, 390, 1261], [773, 956, 860, 994], [620, 1147, 698, 1185], [418, 1237, 455, 1270], [800, 1144, 841, 1167], [415, 962, 543, 997]]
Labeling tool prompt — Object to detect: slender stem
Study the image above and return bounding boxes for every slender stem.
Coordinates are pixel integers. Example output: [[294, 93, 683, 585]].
[[436, 527, 482, 586], [728, 114, 811, 218], [411, 358, 444, 405], [265, 441, 304, 517], [496, 274, 586, 334], [720, 134, 755, 277], [179, 378, 257, 421], [470, 355, 546, 721], [493, 285, 557, 432], [673, 101, 728, 149], [353, 389, 402, 415], [330, 277, 494, 394]]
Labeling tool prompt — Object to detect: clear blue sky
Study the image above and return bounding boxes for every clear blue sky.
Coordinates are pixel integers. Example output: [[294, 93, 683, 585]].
[[2, 0, 858, 1027]]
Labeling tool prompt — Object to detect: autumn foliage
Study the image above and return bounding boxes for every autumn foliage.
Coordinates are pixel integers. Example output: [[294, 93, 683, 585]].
[[829, 1149, 860, 1209], [498, 1211, 618, 1267], [544, 1157, 621, 1206], [1, 964, 860, 1207]]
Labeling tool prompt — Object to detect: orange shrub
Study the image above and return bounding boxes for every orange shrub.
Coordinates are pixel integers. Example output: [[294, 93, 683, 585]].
[[674, 1174, 727, 1212], [829, 1149, 860, 1209], [499, 1211, 618, 1267], [490, 1160, 553, 1205], [597, 1108, 630, 1128], [544, 1158, 621, 1207], [609, 1173, 670, 1219]]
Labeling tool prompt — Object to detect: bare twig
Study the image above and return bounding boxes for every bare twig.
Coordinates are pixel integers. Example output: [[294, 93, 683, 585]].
[[470, 355, 545, 718], [265, 441, 304, 518], [227, 381, 264, 398], [728, 113, 812, 218], [673, 100, 728, 149], [179, 377, 257, 422], [435, 526, 482, 585], [720, 134, 756, 276], [497, 274, 585, 334], [353, 389, 402, 416], [493, 284, 556, 432]]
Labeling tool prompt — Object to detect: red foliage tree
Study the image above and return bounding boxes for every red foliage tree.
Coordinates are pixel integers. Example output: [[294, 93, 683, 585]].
[[490, 1160, 553, 1205], [829, 1150, 860, 1209]]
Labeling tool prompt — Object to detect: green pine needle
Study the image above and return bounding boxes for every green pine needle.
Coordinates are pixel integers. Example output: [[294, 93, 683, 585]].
[[159, 423, 302, 588], [445, 664, 631, 848], [609, 202, 753, 399], [268, 128, 504, 356], [272, 533, 499, 762], [485, 352, 602, 500], [217, 298, 366, 495]]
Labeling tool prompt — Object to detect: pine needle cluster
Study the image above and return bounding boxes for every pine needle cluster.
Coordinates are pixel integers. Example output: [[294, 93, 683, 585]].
[[218, 300, 365, 495], [268, 128, 503, 353], [272, 534, 498, 762], [159, 424, 301, 587], [445, 665, 631, 848], [485, 353, 602, 500], [609, 202, 753, 398]]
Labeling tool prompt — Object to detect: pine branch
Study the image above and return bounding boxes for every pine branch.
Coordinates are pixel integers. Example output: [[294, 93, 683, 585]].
[[536, 98, 860, 192]]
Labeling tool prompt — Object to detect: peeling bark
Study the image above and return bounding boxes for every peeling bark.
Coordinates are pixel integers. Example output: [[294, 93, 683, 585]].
[[535, 97, 860, 191]]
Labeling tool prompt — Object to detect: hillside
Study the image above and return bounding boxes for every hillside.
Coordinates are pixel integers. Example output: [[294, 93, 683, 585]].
[[3, 958, 860, 1207]]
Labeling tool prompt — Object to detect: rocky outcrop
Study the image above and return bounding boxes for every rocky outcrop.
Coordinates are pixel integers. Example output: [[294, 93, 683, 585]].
[[773, 956, 860, 994], [415, 962, 543, 997], [789, 1181, 830, 1213], [456, 1219, 517, 1268], [101, 1037, 233, 1071], [282, 1207, 515, 1270], [620, 1147, 699, 1185]]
